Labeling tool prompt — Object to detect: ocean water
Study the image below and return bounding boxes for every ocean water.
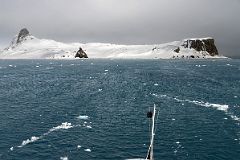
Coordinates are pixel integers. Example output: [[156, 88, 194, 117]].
[[0, 59, 239, 160]]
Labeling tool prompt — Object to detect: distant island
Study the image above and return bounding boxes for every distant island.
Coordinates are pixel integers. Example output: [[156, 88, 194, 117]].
[[0, 28, 226, 59]]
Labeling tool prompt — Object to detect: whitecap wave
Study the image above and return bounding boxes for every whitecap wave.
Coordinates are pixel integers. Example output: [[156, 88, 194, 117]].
[[18, 122, 75, 148], [185, 100, 229, 112], [48, 122, 73, 132], [77, 115, 89, 120], [171, 96, 229, 112], [230, 115, 240, 121], [84, 148, 91, 152], [18, 136, 40, 147], [86, 125, 92, 129], [46, 67, 54, 70], [60, 156, 68, 160], [152, 93, 239, 122]]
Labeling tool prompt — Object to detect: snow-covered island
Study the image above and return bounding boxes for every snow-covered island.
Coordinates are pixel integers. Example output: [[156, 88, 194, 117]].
[[0, 28, 226, 59]]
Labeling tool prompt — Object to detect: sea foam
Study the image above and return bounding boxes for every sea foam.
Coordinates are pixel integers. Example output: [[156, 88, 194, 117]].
[[185, 100, 229, 112], [18, 122, 74, 148], [48, 122, 73, 132], [18, 136, 40, 147], [152, 93, 239, 122]]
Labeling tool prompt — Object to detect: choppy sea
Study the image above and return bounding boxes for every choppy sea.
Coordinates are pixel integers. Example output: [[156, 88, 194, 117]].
[[0, 59, 239, 160]]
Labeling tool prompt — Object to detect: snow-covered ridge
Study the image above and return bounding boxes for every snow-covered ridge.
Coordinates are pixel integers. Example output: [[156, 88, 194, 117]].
[[0, 28, 226, 59]]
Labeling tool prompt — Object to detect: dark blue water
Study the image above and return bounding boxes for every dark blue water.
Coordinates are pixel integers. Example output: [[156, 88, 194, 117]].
[[0, 59, 239, 160]]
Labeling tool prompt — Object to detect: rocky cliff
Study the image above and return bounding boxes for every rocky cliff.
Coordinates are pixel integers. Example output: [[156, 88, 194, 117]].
[[5, 28, 33, 50], [180, 38, 218, 56], [16, 28, 30, 44]]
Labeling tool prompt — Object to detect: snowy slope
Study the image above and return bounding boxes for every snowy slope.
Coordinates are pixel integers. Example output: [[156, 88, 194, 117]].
[[0, 30, 226, 59]]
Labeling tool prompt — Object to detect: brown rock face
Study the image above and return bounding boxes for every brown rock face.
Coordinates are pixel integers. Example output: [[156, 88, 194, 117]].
[[182, 38, 218, 56]]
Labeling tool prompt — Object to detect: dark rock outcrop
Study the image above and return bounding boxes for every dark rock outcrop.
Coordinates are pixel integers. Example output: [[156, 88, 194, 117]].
[[190, 55, 195, 58], [75, 47, 88, 58], [182, 38, 218, 56], [174, 47, 180, 53], [17, 28, 30, 43], [4, 28, 31, 50]]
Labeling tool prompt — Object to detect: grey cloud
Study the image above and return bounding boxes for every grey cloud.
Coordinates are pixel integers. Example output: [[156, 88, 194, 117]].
[[0, 0, 240, 57]]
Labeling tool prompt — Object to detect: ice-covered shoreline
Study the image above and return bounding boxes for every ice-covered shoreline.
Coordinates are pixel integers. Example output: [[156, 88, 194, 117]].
[[0, 28, 227, 59]]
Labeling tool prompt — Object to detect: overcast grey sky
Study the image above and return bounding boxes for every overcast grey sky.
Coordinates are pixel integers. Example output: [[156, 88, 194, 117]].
[[0, 0, 240, 57]]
